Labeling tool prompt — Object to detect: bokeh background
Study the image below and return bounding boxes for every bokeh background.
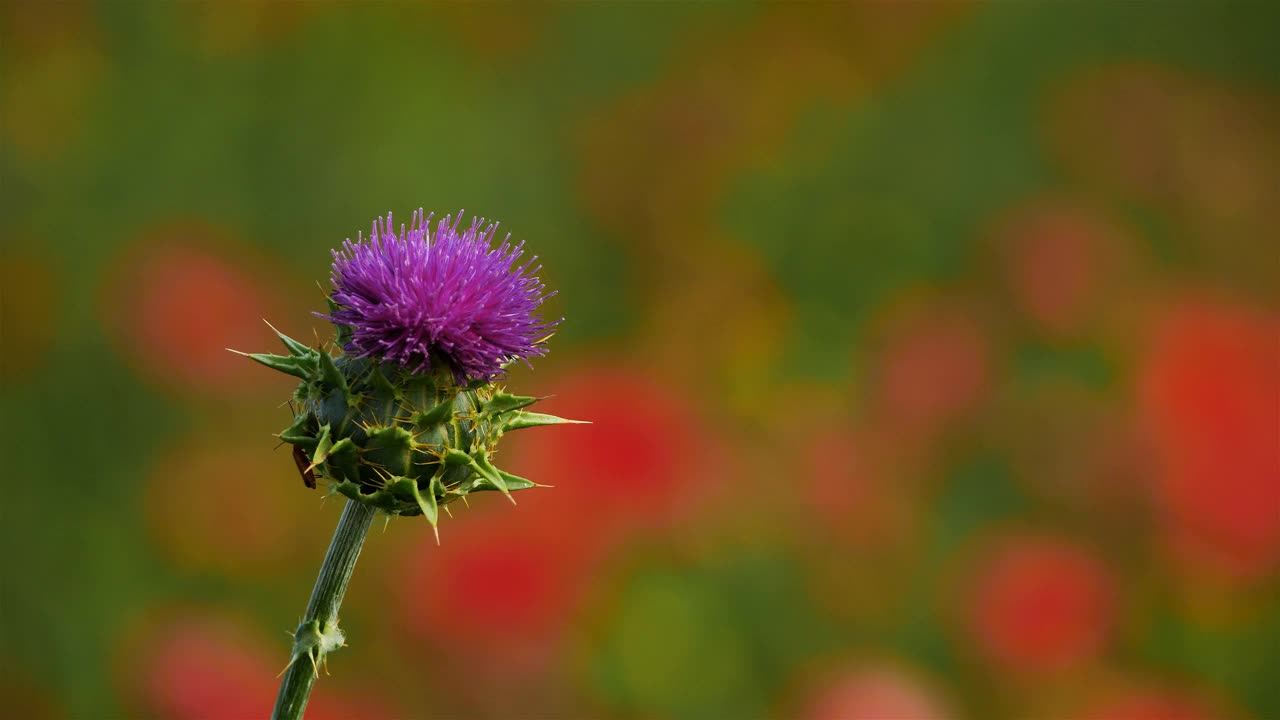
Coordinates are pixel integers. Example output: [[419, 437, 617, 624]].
[[3, 2, 1278, 719]]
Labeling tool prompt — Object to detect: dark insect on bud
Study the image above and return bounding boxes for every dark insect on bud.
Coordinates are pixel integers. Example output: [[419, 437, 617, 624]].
[[293, 444, 317, 489]]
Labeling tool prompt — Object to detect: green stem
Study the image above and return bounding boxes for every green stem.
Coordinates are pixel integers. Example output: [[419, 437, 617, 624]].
[[271, 499, 376, 720]]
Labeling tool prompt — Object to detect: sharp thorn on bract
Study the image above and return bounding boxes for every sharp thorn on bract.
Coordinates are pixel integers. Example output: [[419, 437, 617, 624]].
[[276, 655, 297, 679], [245, 207, 575, 701]]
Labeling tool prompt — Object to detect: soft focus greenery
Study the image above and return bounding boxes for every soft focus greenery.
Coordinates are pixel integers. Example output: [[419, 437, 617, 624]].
[[3, 2, 1277, 719]]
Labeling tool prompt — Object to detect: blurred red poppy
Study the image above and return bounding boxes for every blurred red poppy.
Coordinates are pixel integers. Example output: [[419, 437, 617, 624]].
[[399, 362, 719, 662], [967, 537, 1112, 673], [994, 201, 1129, 339], [400, 512, 594, 661], [100, 222, 310, 397], [1140, 298, 1280, 579], [501, 363, 716, 535], [870, 298, 994, 448], [803, 426, 911, 550], [129, 611, 392, 720]]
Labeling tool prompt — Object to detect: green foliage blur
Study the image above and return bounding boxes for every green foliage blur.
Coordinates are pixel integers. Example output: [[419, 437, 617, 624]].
[[3, 2, 1277, 719]]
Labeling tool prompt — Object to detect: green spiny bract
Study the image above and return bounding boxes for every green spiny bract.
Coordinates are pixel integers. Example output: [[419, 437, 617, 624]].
[[238, 322, 581, 539]]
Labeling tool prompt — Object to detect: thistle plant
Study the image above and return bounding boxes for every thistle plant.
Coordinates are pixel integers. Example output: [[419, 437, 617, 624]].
[[235, 209, 579, 720]]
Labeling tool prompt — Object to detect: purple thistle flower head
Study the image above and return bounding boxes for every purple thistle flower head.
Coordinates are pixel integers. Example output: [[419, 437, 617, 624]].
[[320, 209, 558, 383]]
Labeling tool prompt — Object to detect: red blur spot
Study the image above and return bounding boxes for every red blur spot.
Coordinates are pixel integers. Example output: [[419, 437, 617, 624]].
[[141, 618, 276, 719], [400, 363, 716, 661], [806, 428, 875, 527], [501, 364, 711, 533], [1140, 299, 1280, 578], [138, 248, 263, 378], [873, 301, 993, 444], [101, 223, 304, 396], [968, 537, 1112, 673], [803, 427, 909, 548], [403, 524, 587, 656], [996, 203, 1120, 338], [132, 613, 391, 720]]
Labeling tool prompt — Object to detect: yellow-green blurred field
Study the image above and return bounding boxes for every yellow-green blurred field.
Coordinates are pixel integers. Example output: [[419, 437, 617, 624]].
[[3, 2, 1277, 718]]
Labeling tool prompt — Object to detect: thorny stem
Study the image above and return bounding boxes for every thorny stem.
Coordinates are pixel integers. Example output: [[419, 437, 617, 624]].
[[271, 499, 376, 720]]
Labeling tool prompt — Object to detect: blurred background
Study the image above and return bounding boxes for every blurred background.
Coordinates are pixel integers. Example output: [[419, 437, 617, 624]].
[[3, 2, 1278, 719]]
